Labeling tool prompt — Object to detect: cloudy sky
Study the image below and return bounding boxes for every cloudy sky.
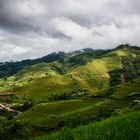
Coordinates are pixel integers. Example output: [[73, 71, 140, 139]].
[[0, 0, 140, 61]]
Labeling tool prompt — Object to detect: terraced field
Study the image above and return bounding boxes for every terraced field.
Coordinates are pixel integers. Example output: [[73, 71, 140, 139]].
[[0, 46, 140, 140], [32, 111, 140, 140], [16, 99, 104, 124], [95, 78, 140, 99], [12, 55, 120, 102], [13, 97, 131, 138], [13, 74, 88, 102], [0, 47, 139, 102]]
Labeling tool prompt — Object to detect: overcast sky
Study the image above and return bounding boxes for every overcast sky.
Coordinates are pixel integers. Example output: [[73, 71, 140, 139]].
[[0, 0, 140, 61]]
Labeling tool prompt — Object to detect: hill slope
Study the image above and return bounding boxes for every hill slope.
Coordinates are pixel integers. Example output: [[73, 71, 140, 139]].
[[0, 45, 140, 140], [13, 46, 140, 101], [0, 45, 140, 102], [32, 111, 140, 140]]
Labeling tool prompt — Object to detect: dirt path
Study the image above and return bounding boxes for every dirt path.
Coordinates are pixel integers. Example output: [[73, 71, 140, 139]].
[[0, 103, 21, 113]]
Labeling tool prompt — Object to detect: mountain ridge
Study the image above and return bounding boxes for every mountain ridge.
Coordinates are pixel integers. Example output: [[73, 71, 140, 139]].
[[0, 44, 139, 79], [0, 44, 140, 140]]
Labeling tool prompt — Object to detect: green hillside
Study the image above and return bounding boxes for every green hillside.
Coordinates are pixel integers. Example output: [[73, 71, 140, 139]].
[[10, 46, 140, 102], [1, 78, 139, 139], [0, 45, 140, 140], [94, 78, 140, 99], [32, 111, 140, 140]]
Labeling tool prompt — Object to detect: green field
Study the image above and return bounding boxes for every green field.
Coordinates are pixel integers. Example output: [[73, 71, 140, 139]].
[[7, 47, 137, 102], [0, 46, 140, 140], [95, 78, 140, 99], [32, 111, 140, 140]]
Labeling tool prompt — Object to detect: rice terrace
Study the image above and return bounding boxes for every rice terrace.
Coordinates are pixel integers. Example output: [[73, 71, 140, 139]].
[[0, 0, 140, 140]]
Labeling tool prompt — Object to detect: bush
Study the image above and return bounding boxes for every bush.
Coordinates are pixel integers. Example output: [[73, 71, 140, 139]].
[[49, 93, 71, 101], [13, 100, 33, 111]]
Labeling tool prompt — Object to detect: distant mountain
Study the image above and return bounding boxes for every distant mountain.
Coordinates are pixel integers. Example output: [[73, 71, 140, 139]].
[[1, 44, 139, 79], [0, 51, 67, 78], [0, 48, 107, 78], [0, 43, 139, 101], [0, 44, 140, 140]]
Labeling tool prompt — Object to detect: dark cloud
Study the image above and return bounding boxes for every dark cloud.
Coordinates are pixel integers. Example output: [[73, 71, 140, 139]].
[[0, 0, 140, 61]]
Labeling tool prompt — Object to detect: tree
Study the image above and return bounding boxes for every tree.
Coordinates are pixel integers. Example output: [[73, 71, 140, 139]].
[[108, 69, 122, 86]]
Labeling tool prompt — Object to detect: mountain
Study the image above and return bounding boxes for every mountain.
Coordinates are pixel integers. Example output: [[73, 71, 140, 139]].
[[0, 48, 112, 78], [0, 44, 140, 140], [0, 44, 139, 101], [32, 111, 140, 140]]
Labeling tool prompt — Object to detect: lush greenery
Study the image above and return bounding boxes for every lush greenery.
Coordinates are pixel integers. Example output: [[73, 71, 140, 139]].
[[32, 111, 140, 140], [109, 55, 140, 86], [0, 44, 140, 140]]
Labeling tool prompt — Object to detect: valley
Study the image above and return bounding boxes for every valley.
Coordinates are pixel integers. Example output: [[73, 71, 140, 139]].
[[0, 44, 140, 140]]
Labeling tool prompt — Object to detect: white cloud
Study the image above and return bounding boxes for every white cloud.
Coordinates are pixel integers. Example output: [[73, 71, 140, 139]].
[[3, 0, 45, 18], [11, 47, 29, 55], [0, 0, 140, 61], [52, 17, 93, 40]]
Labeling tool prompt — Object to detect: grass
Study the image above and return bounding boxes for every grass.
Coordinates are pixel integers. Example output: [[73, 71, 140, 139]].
[[2, 77, 138, 138], [113, 82, 140, 99], [0, 47, 140, 140], [16, 99, 104, 124], [12, 99, 105, 137], [31, 111, 140, 140], [13, 74, 87, 102], [0, 61, 64, 91], [0, 47, 139, 102], [69, 49, 125, 91], [95, 78, 140, 99], [12, 97, 131, 138]]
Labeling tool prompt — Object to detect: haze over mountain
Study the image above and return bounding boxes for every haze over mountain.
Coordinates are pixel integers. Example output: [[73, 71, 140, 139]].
[[0, 0, 140, 61]]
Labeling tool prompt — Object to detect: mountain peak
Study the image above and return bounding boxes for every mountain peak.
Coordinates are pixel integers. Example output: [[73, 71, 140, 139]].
[[116, 44, 140, 51]]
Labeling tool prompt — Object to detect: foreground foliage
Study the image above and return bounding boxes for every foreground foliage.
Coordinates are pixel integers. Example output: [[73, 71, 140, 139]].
[[32, 111, 140, 140]]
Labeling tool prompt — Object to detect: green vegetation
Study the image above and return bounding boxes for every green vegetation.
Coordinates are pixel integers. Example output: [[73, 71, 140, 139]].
[[1, 77, 139, 139], [13, 74, 88, 102], [0, 95, 135, 139], [0, 45, 139, 102], [32, 111, 140, 140], [109, 55, 140, 86], [0, 45, 140, 139], [94, 78, 140, 99]]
